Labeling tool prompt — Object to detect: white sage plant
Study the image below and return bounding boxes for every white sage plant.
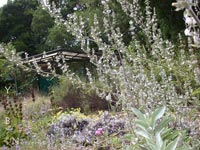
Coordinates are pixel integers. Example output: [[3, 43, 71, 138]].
[[40, 1, 200, 147], [173, 0, 200, 87], [43, 0, 198, 110]]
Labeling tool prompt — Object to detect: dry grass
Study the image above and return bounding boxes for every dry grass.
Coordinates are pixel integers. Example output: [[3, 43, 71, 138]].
[[0, 106, 4, 116], [22, 94, 52, 118], [0, 94, 52, 117]]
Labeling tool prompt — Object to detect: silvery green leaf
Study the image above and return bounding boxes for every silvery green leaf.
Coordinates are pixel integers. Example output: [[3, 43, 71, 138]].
[[164, 136, 180, 150], [161, 140, 167, 149], [156, 131, 163, 149], [132, 108, 146, 121], [151, 106, 166, 128], [135, 129, 150, 139], [135, 120, 149, 131], [146, 140, 158, 150], [155, 117, 173, 133]]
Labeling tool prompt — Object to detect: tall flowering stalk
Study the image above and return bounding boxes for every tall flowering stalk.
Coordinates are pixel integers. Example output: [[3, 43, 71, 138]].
[[46, 0, 196, 110], [173, 0, 200, 96]]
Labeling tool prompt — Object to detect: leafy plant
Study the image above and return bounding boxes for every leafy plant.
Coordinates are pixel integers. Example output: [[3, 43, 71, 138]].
[[0, 95, 27, 147], [132, 106, 180, 150], [51, 77, 112, 112]]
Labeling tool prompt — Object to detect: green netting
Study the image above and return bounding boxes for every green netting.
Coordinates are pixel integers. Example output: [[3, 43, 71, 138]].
[[38, 76, 57, 94]]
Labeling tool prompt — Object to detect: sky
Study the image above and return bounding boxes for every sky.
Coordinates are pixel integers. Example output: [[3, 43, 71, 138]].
[[0, 0, 7, 7]]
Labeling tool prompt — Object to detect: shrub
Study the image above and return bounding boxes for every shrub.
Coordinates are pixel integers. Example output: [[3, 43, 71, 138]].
[[51, 77, 114, 113]]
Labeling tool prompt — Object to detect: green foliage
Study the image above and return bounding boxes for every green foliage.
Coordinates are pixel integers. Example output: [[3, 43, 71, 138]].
[[51, 77, 74, 103], [0, 95, 53, 148], [0, 48, 16, 93], [31, 7, 54, 35], [51, 77, 111, 112], [46, 24, 79, 50], [0, 119, 7, 146], [191, 87, 200, 96], [31, 6, 54, 53], [0, 0, 39, 53], [0, 96, 27, 147], [49, 0, 79, 19], [0, 56, 13, 82], [132, 106, 181, 150]]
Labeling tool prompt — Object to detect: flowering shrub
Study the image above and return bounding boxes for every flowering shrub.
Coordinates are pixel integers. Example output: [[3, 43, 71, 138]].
[[37, 0, 198, 110], [47, 109, 127, 146], [0, 0, 200, 149]]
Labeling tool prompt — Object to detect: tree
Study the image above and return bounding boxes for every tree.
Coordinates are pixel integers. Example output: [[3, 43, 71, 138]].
[[50, 0, 82, 19], [31, 6, 54, 53], [0, 0, 39, 54], [46, 24, 80, 50]]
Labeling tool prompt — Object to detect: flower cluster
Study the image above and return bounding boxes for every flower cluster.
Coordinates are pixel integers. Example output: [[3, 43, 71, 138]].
[[47, 110, 126, 145], [173, 0, 200, 47], [95, 128, 104, 136]]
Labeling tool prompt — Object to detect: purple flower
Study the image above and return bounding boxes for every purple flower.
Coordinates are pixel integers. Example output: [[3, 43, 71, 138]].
[[2, 145, 7, 150], [15, 145, 20, 150], [95, 128, 104, 136], [95, 130, 102, 136], [97, 128, 103, 132]]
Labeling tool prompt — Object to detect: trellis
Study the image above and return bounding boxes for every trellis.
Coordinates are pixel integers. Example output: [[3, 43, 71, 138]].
[[22, 48, 89, 64]]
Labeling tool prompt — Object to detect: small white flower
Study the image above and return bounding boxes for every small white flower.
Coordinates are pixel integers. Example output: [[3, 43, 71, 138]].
[[184, 28, 193, 36], [185, 17, 196, 26], [106, 93, 112, 102], [193, 35, 200, 44], [129, 20, 133, 25], [101, 0, 105, 4]]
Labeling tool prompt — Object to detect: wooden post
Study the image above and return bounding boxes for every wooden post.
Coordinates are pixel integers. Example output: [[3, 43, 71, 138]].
[[30, 85, 35, 102]]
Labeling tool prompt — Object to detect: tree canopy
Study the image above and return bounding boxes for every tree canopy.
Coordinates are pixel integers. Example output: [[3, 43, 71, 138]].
[[0, 0, 39, 54], [31, 6, 54, 53]]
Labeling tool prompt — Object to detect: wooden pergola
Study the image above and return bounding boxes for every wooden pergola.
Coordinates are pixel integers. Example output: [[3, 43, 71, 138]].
[[22, 48, 89, 64], [21, 48, 94, 93]]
